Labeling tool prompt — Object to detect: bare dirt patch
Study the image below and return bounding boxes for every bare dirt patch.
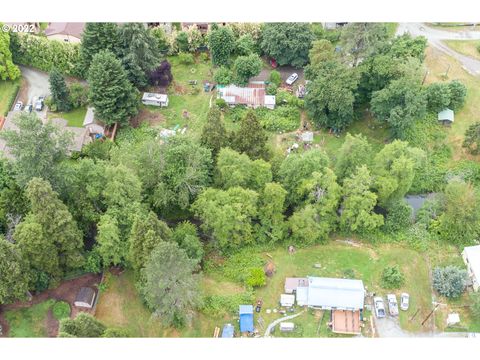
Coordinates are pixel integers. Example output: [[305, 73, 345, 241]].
[[130, 108, 166, 128]]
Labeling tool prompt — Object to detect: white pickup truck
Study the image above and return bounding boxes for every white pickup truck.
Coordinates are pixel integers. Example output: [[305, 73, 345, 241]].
[[387, 294, 399, 316]]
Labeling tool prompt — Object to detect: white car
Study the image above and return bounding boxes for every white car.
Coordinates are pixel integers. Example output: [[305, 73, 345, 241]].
[[387, 294, 399, 316], [374, 296, 386, 318], [400, 293, 410, 311], [13, 101, 23, 111], [286, 73, 299, 85]]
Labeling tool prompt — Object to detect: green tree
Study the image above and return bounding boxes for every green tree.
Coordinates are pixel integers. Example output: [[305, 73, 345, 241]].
[[96, 214, 123, 267], [59, 313, 107, 337], [372, 140, 425, 207], [216, 148, 272, 191], [426, 82, 451, 113], [309, 39, 335, 64], [192, 187, 258, 252], [88, 50, 139, 126], [257, 182, 287, 244], [448, 80, 467, 110], [381, 265, 405, 289], [213, 66, 233, 85], [278, 149, 330, 207], [231, 110, 269, 160], [334, 133, 373, 182], [470, 292, 480, 320], [117, 23, 160, 87], [172, 221, 204, 264], [340, 166, 384, 233], [140, 242, 201, 326], [233, 54, 263, 86], [261, 23, 314, 67], [49, 68, 72, 112], [463, 122, 480, 155], [0, 25, 21, 80], [371, 77, 427, 139], [437, 179, 480, 246], [128, 211, 172, 272], [200, 107, 228, 157], [79, 22, 119, 75], [235, 34, 256, 55], [305, 60, 359, 130], [388, 33, 427, 61], [269, 70, 282, 87], [150, 26, 170, 54], [0, 238, 29, 304], [208, 26, 235, 67], [0, 112, 72, 188], [289, 204, 330, 246], [383, 200, 413, 233], [432, 266, 468, 298], [340, 23, 390, 66]]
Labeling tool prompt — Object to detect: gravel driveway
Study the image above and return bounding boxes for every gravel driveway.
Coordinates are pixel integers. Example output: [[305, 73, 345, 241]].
[[396, 23, 480, 76], [18, 66, 50, 120]]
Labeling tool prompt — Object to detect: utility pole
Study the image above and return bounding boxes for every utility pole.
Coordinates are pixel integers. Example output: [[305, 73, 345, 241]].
[[422, 70, 429, 85], [421, 304, 439, 326]]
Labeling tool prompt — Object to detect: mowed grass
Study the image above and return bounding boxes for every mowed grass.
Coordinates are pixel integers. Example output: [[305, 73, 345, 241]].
[[443, 40, 480, 60], [48, 106, 87, 128], [95, 270, 243, 337], [424, 46, 480, 162], [146, 56, 213, 139], [0, 79, 20, 115], [4, 299, 55, 337]]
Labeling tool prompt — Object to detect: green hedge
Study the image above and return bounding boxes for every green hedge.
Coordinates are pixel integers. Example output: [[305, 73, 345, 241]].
[[11, 33, 82, 77], [3, 82, 20, 116]]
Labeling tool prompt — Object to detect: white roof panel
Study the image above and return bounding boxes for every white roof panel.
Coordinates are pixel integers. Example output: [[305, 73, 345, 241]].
[[464, 245, 480, 281], [306, 277, 365, 310]]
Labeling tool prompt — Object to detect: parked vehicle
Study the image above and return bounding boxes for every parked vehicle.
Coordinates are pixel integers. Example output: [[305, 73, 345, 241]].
[[24, 104, 33, 113], [13, 101, 23, 111], [387, 294, 399, 316], [270, 58, 278, 68], [255, 299, 263, 313], [35, 96, 45, 111], [374, 297, 386, 318], [286, 73, 299, 85], [400, 293, 410, 311]]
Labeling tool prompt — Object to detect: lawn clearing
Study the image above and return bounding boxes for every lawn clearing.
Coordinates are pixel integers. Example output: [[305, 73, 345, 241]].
[[424, 46, 480, 163], [4, 299, 55, 337], [443, 40, 480, 60], [0, 79, 20, 116], [48, 106, 87, 128]]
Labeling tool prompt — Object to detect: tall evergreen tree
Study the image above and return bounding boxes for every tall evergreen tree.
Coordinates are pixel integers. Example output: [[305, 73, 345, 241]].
[[88, 51, 139, 126], [200, 107, 227, 157], [231, 110, 269, 160], [0, 24, 21, 80], [49, 68, 72, 112], [0, 237, 30, 304]]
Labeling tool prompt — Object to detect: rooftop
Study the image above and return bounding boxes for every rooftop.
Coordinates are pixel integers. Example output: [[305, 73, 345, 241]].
[[44, 22, 85, 39], [306, 277, 365, 310], [464, 245, 480, 280]]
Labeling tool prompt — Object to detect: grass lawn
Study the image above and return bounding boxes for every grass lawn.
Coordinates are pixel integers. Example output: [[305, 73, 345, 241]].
[[0, 79, 20, 116], [4, 299, 55, 337], [48, 107, 87, 128], [427, 23, 480, 33], [385, 23, 399, 38], [423, 46, 480, 163], [443, 40, 480, 61]]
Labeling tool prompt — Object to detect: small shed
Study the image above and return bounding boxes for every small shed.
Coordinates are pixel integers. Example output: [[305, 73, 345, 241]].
[[221, 323, 234, 338], [280, 294, 295, 307], [239, 305, 254, 333], [74, 287, 96, 308], [447, 313, 460, 326], [284, 277, 308, 294], [300, 131, 314, 143], [279, 322, 295, 332], [264, 95, 276, 110], [438, 108, 454, 125], [142, 92, 169, 107]]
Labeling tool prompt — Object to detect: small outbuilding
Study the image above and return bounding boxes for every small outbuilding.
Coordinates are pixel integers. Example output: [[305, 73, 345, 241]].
[[280, 294, 295, 307], [279, 322, 295, 332], [239, 305, 254, 333], [284, 277, 308, 294], [221, 323, 234, 338], [438, 108, 454, 125], [74, 287, 96, 308], [142, 92, 169, 107], [300, 131, 314, 143], [463, 245, 480, 291]]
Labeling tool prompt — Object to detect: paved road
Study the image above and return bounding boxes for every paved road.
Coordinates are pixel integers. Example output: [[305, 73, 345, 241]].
[[396, 23, 480, 76]]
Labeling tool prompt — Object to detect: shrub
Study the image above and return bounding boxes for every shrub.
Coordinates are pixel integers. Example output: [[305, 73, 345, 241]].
[[381, 265, 405, 289], [215, 98, 228, 109], [59, 313, 106, 337], [269, 70, 282, 87], [102, 328, 131, 337], [175, 32, 189, 53], [199, 52, 209, 63], [52, 301, 71, 320], [221, 250, 265, 285], [201, 291, 255, 316], [405, 223, 431, 252], [245, 267, 267, 288], [258, 106, 301, 132], [448, 80, 467, 110], [266, 83, 278, 95], [275, 89, 304, 108], [214, 66, 233, 85], [68, 83, 88, 109], [470, 292, 480, 320], [81, 140, 112, 161], [432, 266, 468, 298], [235, 34, 256, 55], [83, 248, 103, 273], [383, 200, 413, 234], [178, 52, 195, 65], [3, 82, 20, 116]]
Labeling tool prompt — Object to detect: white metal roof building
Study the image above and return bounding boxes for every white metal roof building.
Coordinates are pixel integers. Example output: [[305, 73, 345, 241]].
[[463, 245, 480, 291], [305, 277, 365, 310], [142, 92, 169, 107], [438, 108, 454, 124]]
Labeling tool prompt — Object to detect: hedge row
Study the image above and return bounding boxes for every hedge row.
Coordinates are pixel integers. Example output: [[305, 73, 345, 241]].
[[3, 82, 20, 116], [10, 33, 82, 78]]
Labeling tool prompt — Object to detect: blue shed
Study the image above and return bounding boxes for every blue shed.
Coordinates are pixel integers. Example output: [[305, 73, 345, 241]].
[[221, 324, 234, 338], [239, 305, 254, 333]]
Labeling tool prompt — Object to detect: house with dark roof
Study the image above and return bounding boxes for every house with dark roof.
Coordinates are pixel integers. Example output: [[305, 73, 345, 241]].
[[74, 287, 96, 308]]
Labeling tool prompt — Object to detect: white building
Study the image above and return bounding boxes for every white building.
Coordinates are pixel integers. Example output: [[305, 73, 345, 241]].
[[463, 245, 480, 291], [142, 92, 169, 107]]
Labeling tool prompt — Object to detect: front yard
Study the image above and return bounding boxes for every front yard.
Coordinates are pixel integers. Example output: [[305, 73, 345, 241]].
[[48, 106, 87, 127]]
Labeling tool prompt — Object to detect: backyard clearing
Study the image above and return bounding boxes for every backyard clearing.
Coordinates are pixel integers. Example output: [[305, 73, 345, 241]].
[[0, 273, 101, 337], [48, 107, 88, 127]]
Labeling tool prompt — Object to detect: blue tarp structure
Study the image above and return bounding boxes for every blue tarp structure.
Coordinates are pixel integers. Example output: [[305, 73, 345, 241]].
[[239, 305, 254, 333], [221, 324, 234, 338]]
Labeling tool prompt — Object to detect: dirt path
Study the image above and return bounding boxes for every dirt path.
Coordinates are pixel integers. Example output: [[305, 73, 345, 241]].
[[264, 310, 306, 337]]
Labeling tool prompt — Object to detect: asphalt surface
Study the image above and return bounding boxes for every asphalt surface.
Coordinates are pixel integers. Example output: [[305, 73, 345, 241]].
[[396, 23, 480, 76], [18, 65, 50, 120]]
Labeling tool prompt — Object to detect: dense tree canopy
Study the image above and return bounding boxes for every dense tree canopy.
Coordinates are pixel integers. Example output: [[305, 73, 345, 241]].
[[233, 54, 263, 86], [334, 133, 373, 182], [261, 23, 314, 67], [231, 110, 269, 160], [200, 107, 227, 157], [0, 237, 29, 304], [208, 26, 235, 67], [49, 68, 72, 112], [0, 25, 21, 80]]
